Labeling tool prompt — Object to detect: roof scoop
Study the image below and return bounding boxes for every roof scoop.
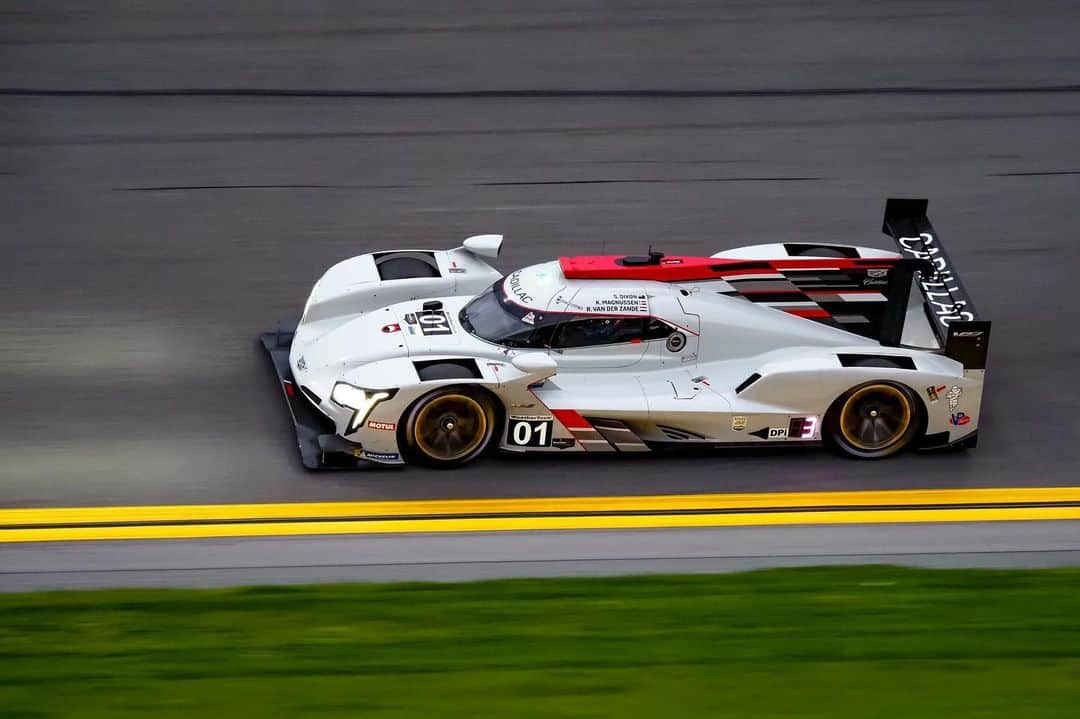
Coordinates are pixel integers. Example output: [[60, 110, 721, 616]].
[[620, 249, 665, 266]]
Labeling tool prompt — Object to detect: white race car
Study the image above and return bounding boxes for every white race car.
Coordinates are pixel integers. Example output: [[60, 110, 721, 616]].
[[262, 199, 989, 469]]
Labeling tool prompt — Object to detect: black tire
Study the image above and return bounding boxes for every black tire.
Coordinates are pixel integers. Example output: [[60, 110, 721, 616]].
[[401, 387, 497, 468], [376, 256, 439, 280], [825, 381, 922, 460]]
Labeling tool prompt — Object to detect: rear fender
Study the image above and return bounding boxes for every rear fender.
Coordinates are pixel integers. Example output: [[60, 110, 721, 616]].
[[732, 349, 976, 440], [711, 243, 900, 261]]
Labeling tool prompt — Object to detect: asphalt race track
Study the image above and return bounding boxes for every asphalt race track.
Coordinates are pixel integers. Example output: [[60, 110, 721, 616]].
[[1, 1, 1079, 587]]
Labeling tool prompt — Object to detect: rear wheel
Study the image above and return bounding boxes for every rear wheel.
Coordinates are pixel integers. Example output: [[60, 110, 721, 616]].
[[827, 381, 921, 459], [402, 387, 496, 468]]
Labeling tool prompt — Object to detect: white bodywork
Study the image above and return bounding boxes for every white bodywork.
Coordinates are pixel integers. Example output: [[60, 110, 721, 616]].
[[287, 237, 983, 465]]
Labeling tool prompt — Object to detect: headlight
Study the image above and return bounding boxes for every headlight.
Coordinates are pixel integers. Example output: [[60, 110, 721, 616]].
[[330, 383, 395, 434]]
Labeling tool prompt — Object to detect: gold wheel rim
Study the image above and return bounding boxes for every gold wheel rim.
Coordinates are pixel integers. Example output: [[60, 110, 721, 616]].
[[413, 394, 488, 461], [839, 384, 912, 451]]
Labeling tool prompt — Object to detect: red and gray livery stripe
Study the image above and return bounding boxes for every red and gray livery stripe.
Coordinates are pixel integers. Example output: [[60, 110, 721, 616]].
[[550, 410, 650, 452], [718, 262, 892, 333], [558, 254, 895, 330]]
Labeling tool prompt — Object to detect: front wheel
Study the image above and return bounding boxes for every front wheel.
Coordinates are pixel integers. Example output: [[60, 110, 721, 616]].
[[401, 387, 496, 468], [826, 381, 921, 459]]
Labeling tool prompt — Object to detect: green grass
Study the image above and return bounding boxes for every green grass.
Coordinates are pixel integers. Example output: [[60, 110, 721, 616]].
[[2, 566, 1080, 717]]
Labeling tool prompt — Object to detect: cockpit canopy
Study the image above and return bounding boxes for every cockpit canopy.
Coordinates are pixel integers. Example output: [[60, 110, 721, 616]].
[[459, 279, 676, 349]]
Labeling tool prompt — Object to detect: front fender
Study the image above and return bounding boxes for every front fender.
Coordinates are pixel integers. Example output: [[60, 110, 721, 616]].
[[300, 247, 501, 336]]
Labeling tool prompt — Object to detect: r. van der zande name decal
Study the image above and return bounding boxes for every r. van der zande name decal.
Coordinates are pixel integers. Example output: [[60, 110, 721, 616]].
[[898, 232, 975, 324]]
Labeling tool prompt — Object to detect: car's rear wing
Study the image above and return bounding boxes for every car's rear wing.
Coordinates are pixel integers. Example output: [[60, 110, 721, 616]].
[[881, 198, 991, 369]]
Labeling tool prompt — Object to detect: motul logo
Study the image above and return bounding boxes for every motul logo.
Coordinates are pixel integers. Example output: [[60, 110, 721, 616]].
[[367, 420, 397, 431]]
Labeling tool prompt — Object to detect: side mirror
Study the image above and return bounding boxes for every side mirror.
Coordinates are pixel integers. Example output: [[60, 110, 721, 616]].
[[462, 234, 503, 259], [511, 352, 558, 378]]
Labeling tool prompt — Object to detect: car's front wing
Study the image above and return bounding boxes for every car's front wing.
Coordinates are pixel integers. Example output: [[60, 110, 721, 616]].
[[260, 329, 378, 470]]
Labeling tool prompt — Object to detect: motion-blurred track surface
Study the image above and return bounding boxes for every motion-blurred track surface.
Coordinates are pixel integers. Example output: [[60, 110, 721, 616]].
[[2, 1, 1079, 508], [6, 522, 1080, 592]]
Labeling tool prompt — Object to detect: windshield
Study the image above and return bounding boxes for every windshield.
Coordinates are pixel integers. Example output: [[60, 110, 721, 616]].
[[459, 281, 559, 348]]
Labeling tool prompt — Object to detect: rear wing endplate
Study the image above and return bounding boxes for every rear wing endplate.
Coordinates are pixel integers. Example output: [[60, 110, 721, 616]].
[[881, 198, 991, 369]]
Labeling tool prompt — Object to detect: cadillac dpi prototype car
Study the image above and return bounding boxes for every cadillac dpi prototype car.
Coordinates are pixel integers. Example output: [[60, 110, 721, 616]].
[[262, 199, 989, 469]]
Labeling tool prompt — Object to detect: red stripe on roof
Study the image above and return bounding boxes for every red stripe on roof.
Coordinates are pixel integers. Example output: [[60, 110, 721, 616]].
[[710, 268, 786, 277], [560, 255, 726, 281]]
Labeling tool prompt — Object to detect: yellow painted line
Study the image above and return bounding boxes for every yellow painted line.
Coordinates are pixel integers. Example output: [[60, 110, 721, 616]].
[[3, 487, 1079, 527], [1, 505, 1079, 543]]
